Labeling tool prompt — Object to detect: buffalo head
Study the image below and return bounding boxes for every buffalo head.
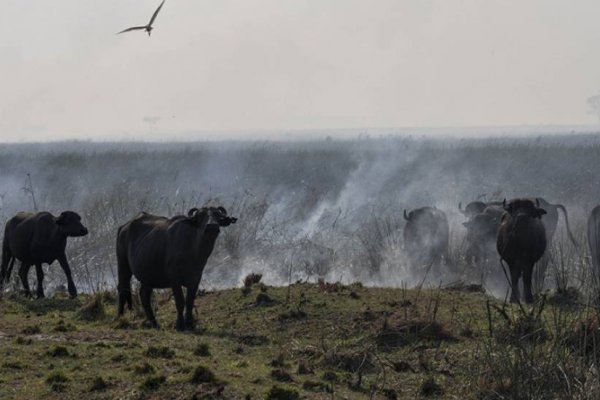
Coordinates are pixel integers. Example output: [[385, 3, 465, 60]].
[[187, 207, 237, 233], [502, 198, 547, 219], [56, 211, 88, 237], [459, 201, 487, 218]]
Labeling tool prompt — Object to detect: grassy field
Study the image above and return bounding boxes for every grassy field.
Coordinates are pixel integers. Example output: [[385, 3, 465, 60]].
[[1, 279, 598, 399]]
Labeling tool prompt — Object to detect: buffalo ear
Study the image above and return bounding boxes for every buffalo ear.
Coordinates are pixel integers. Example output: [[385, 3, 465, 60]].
[[219, 216, 237, 227], [502, 198, 509, 211], [462, 221, 470, 228], [56, 212, 66, 225], [535, 208, 547, 218], [217, 206, 227, 215], [185, 208, 206, 226], [403, 210, 410, 221]]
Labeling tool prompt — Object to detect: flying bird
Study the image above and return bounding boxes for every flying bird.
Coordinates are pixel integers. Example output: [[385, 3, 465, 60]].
[[118, 0, 166, 36]]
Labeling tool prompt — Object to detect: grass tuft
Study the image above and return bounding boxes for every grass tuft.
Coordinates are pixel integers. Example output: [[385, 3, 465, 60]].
[[140, 375, 166, 391], [133, 362, 155, 375], [420, 376, 444, 396], [255, 293, 275, 306], [193, 342, 211, 357], [266, 385, 300, 400], [15, 336, 33, 345], [45, 371, 69, 392], [21, 325, 41, 335], [190, 365, 217, 384], [76, 294, 106, 321], [89, 377, 109, 392], [144, 345, 175, 359], [271, 369, 293, 382], [46, 345, 71, 357], [54, 319, 77, 332]]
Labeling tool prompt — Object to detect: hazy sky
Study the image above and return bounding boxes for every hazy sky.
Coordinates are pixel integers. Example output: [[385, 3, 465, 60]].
[[1, 0, 600, 141]]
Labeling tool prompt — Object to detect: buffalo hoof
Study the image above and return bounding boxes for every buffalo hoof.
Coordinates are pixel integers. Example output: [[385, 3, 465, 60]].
[[68, 290, 77, 299], [176, 320, 185, 332], [142, 320, 160, 329], [36, 292, 45, 299], [184, 319, 196, 331]]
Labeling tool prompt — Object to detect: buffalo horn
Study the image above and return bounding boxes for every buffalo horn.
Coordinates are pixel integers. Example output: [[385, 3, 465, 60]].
[[188, 208, 199, 217]]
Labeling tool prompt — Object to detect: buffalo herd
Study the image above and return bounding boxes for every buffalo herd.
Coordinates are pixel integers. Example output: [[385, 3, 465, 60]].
[[0, 196, 597, 329]]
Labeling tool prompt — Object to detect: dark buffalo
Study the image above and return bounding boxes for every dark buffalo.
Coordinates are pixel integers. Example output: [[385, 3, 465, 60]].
[[116, 206, 237, 331], [587, 205, 600, 280], [403, 207, 450, 272], [497, 198, 547, 303], [0, 211, 88, 298], [462, 205, 504, 267], [458, 201, 499, 220]]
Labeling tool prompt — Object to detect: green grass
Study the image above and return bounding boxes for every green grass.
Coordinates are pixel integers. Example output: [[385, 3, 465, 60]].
[[0, 282, 597, 399]]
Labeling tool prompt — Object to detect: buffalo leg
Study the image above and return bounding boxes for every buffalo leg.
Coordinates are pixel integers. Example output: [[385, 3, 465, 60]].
[[117, 257, 133, 316], [140, 284, 158, 328], [184, 285, 199, 330], [34, 264, 45, 299], [0, 244, 12, 285], [57, 255, 77, 298], [509, 264, 521, 303], [1, 257, 15, 288], [172, 285, 185, 331], [522, 263, 534, 304], [18, 263, 32, 297]]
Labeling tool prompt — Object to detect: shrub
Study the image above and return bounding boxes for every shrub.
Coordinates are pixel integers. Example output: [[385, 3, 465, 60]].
[[243, 273, 263, 288], [190, 365, 217, 384]]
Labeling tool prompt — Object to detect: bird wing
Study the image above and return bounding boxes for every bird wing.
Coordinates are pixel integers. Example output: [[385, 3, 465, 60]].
[[148, 0, 166, 26], [117, 26, 147, 34]]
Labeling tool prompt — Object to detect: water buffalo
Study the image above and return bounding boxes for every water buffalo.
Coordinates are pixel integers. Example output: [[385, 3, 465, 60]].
[[587, 205, 600, 281], [403, 207, 450, 273], [462, 205, 504, 267], [497, 198, 547, 303], [458, 201, 500, 220], [0, 211, 88, 298], [116, 206, 237, 331]]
